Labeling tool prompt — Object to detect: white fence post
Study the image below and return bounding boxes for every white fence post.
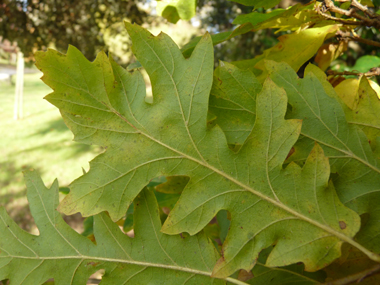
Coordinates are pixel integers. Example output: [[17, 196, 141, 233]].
[[14, 51, 24, 120]]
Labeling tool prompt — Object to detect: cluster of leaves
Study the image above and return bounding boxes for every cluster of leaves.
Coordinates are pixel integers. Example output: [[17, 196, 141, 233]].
[[2, 0, 380, 284], [156, 0, 197, 24]]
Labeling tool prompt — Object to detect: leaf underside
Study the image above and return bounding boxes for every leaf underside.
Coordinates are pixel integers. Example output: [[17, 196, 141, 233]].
[[211, 60, 380, 254], [33, 23, 371, 278], [0, 171, 222, 285], [267, 62, 380, 253]]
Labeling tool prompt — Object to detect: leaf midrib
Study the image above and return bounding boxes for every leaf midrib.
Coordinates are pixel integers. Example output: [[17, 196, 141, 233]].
[[114, 112, 379, 262], [0, 255, 248, 285], [46, 35, 380, 262], [126, 35, 349, 245], [58, 51, 380, 263], [0, 253, 320, 284], [348, 121, 380, 130], [136, 31, 207, 164], [301, 133, 380, 174]]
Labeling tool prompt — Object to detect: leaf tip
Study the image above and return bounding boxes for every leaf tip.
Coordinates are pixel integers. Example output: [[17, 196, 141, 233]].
[[160, 221, 171, 234], [124, 21, 140, 34], [199, 31, 212, 46], [309, 142, 326, 160], [22, 168, 38, 182], [23, 168, 36, 173]]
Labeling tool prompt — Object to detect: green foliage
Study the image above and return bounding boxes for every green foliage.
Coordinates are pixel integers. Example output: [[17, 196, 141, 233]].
[[157, 0, 197, 23], [345, 55, 380, 73], [0, 171, 222, 284], [2, 0, 380, 284], [228, 0, 281, 9]]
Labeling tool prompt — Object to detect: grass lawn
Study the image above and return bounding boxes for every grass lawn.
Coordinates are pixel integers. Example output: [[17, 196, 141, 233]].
[[0, 72, 101, 232]]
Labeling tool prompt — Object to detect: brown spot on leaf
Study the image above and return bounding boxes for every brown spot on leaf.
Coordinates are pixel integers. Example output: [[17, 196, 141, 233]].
[[86, 261, 100, 267], [339, 221, 346, 229], [238, 269, 254, 281], [161, 207, 170, 215], [286, 147, 295, 160], [209, 217, 217, 224]]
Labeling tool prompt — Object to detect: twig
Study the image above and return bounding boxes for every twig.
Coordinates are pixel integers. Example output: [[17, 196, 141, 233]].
[[335, 29, 380, 48], [316, 0, 380, 29], [347, 34, 380, 48], [321, 264, 380, 285], [315, 5, 361, 26], [315, 10, 362, 26], [351, 0, 379, 19], [327, 68, 380, 77], [324, 0, 356, 17]]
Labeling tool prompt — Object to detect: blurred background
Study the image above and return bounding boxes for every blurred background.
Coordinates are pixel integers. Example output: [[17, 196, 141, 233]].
[[1, 0, 379, 234]]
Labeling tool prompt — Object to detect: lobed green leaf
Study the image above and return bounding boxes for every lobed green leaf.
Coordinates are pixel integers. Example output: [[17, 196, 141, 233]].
[[34, 23, 377, 278], [0, 171, 223, 284]]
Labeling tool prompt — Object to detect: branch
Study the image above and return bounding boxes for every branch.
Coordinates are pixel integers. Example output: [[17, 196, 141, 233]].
[[316, 10, 362, 26], [327, 68, 380, 77], [316, 0, 380, 29], [335, 29, 380, 48], [321, 264, 380, 285], [324, 0, 356, 17], [347, 34, 380, 48], [351, 0, 379, 19], [315, 4, 361, 26]]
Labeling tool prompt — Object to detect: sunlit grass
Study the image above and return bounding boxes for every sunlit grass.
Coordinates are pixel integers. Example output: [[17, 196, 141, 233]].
[[0, 72, 101, 230]]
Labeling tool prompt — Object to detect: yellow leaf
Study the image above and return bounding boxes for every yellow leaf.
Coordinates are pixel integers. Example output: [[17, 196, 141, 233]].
[[369, 80, 380, 99], [315, 41, 348, 71], [359, 0, 374, 7], [334, 78, 361, 109], [253, 25, 340, 81], [342, 77, 380, 150], [254, 6, 326, 32]]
